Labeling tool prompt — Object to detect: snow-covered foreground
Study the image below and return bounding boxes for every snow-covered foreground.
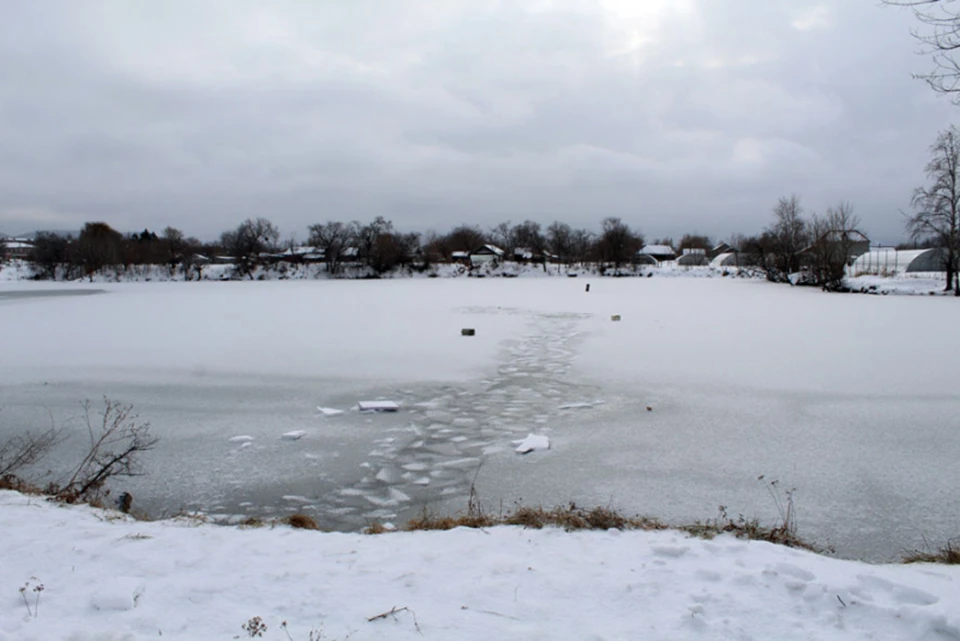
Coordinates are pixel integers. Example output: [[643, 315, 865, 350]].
[[1, 278, 959, 561], [1, 491, 958, 641]]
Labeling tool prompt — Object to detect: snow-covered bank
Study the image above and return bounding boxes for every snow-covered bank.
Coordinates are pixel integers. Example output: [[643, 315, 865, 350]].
[[1, 491, 957, 641], [846, 274, 950, 296], [4, 258, 956, 297]]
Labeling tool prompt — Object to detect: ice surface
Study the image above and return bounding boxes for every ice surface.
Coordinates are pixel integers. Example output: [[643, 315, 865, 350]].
[[280, 430, 307, 441], [2, 278, 959, 560]]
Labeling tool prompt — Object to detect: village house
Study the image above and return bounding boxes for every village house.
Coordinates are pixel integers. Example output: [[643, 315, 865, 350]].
[[638, 244, 677, 264], [1, 238, 34, 261], [469, 244, 504, 266]]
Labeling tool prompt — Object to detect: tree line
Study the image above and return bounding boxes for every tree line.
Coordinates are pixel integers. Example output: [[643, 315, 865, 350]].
[[25, 204, 875, 289], [26, 216, 653, 280]]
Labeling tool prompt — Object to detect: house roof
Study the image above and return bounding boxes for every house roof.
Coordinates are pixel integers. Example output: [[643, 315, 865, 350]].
[[472, 244, 504, 256], [281, 246, 317, 256], [639, 245, 676, 256]]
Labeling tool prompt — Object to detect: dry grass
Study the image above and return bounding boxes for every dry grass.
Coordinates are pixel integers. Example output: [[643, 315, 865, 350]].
[[0, 475, 44, 495], [903, 540, 960, 565], [403, 502, 664, 533], [364, 521, 389, 535], [405, 506, 499, 531], [238, 517, 266, 529], [286, 513, 320, 530], [680, 515, 815, 551]]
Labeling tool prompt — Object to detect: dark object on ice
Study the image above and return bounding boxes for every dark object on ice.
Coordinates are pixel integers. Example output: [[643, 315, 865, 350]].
[[117, 492, 133, 514], [461, 328, 476, 336], [646, 406, 653, 412], [611, 315, 621, 322], [585, 283, 590, 292]]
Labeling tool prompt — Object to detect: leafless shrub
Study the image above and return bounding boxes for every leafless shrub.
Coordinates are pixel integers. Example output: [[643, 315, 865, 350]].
[[54, 398, 158, 503], [0, 423, 65, 480]]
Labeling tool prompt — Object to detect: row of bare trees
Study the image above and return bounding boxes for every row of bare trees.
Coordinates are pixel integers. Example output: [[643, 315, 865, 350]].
[[738, 196, 865, 291], [24, 215, 649, 279], [30, 224, 216, 280]]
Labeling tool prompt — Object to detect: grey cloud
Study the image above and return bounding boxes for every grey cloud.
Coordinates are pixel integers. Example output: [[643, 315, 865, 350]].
[[0, 0, 955, 243]]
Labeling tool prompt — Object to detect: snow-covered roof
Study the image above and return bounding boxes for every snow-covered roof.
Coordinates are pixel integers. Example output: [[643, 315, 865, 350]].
[[3, 241, 34, 249], [640, 245, 675, 257], [451, 251, 469, 258], [473, 244, 504, 256], [514, 247, 534, 260], [282, 246, 317, 256]]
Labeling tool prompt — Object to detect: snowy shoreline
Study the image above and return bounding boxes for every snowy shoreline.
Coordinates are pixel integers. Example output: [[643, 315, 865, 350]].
[[1, 489, 958, 641], [1, 259, 953, 296]]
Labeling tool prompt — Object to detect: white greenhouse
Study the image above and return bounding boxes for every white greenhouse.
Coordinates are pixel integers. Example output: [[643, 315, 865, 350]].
[[709, 252, 741, 268], [849, 248, 945, 276]]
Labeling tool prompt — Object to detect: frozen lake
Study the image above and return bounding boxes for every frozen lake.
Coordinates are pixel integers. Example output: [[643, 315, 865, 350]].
[[1, 277, 958, 561]]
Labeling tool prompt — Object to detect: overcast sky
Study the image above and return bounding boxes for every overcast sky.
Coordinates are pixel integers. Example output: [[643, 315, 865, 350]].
[[0, 1, 955, 244]]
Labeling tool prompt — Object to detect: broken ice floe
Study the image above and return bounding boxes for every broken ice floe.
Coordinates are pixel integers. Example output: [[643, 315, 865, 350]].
[[514, 434, 551, 454], [357, 400, 400, 413], [228, 435, 255, 443], [316, 406, 344, 417], [281, 430, 308, 441], [557, 400, 605, 410]]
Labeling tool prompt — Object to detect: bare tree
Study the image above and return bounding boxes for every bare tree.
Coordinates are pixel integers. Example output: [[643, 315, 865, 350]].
[[678, 233, 712, 252], [806, 203, 865, 291], [762, 195, 809, 283], [308, 220, 355, 276], [160, 226, 186, 275], [547, 221, 575, 265], [489, 221, 515, 257], [908, 125, 960, 294], [0, 426, 65, 480], [58, 399, 158, 503], [445, 225, 488, 254], [512, 220, 547, 263], [883, 0, 960, 99], [77, 222, 124, 278], [30, 232, 73, 279], [221, 217, 280, 279], [597, 217, 643, 271], [570, 228, 595, 266]]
